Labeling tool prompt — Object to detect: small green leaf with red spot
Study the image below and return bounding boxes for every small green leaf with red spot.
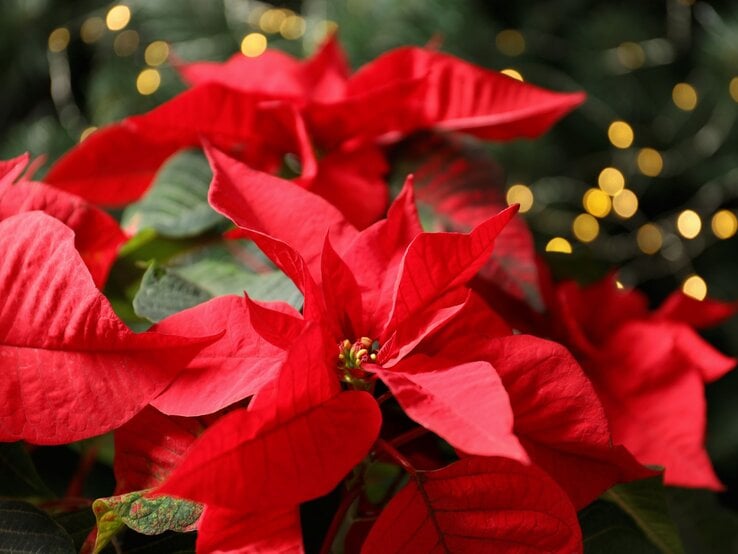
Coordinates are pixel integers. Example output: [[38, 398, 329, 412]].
[[91, 490, 203, 553]]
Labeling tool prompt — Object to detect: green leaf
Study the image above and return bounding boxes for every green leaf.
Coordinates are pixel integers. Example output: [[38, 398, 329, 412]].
[[133, 263, 213, 322], [602, 477, 685, 554], [133, 242, 303, 321], [0, 500, 75, 553], [91, 490, 203, 554], [0, 443, 53, 498], [122, 149, 227, 238], [580, 500, 661, 554]]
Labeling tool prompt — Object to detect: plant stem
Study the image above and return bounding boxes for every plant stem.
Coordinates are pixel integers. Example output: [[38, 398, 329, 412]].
[[319, 489, 359, 554], [375, 439, 416, 476]]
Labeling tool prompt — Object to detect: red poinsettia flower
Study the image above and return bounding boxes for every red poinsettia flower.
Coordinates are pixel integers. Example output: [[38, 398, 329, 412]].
[[44, 37, 583, 231], [0, 211, 214, 444], [480, 263, 736, 491], [115, 147, 649, 551], [0, 153, 126, 288], [548, 275, 735, 490]]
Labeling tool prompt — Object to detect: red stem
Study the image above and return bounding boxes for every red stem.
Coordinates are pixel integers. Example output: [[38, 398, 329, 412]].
[[375, 439, 416, 476], [375, 391, 393, 405]]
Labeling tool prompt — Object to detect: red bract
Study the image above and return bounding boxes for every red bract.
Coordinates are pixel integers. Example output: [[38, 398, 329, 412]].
[[44, 37, 583, 232], [362, 456, 582, 553], [201, 147, 649, 500], [549, 276, 735, 490], [0, 212, 211, 444], [0, 153, 126, 287]]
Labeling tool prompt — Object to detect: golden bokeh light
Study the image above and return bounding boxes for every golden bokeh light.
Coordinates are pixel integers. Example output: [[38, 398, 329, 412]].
[[637, 147, 663, 176], [259, 8, 288, 34], [496, 29, 526, 56], [598, 167, 625, 196], [612, 189, 639, 218], [500, 68, 523, 81], [48, 27, 70, 53], [583, 188, 612, 218], [676, 209, 701, 239], [314, 20, 339, 42], [113, 29, 139, 57], [730, 77, 738, 103], [682, 275, 707, 301], [545, 237, 573, 254], [637, 223, 663, 254], [616, 42, 645, 70], [505, 184, 534, 213], [241, 33, 267, 57], [711, 210, 738, 239], [145, 41, 169, 66], [672, 82, 698, 111], [615, 280, 625, 289], [136, 68, 161, 95], [280, 15, 306, 40], [608, 120, 634, 149], [79, 126, 97, 142], [106, 4, 131, 31], [572, 214, 600, 243], [80, 17, 105, 44]]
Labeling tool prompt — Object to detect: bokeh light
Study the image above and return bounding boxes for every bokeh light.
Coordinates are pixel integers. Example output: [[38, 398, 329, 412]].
[[637, 223, 663, 254], [572, 214, 599, 242], [682, 274, 707, 300], [48, 28, 70, 53], [545, 237, 572, 253], [612, 189, 638, 218], [496, 29, 525, 56], [712, 210, 738, 239], [144, 41, 169, 66], [676, 210, 701, 239], [506, 184, 533, 213], [598, 167, 625, 196], [637, 148, 663, 176], [672, 83, 698, 111], [241, 33, 267, 57], [608, 121, 634, 148], [136, 68, 161, 95], [583, 188, 612, 218], [106, 5, 131, 31]]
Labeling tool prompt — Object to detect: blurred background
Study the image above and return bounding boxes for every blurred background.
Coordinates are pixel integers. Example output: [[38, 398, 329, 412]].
[[2, 0, 738, 546]]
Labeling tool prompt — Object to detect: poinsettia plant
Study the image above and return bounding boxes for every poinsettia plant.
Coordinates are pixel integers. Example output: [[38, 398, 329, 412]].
[[0, 35, 735, 554]]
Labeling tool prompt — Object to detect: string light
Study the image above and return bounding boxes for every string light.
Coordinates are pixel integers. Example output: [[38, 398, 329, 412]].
[[241, 33, 267, 57], [106, 4, 131, 31], [280, 15, 306, 40], [505, 184, 533, 213], [545, 237, 572, 253], [682, 274, 707, 300], [730, 77, 738, 103], [48, 27, 70, 52], [676, 209, 701, 239], [572, 214, 599, 242], [598, 167, 625, 195], [259, 8, 288, 34], [672, 83, 698, 111], [583, 188, 612, 218], [615, 280, 625, 289], [616, 42, 645, 69], [80, 17, 104, 44], [612, 189, 638, 218], [711, 210, 738, 239], [136, 68, 161, 95], [500, 69, 523, 81], [496, 29, 525, 56], [637, 223, 663, 254], [80, 126, 97, 142], [144, 41, 169, 66], [637, 148, 663, 176], [608, 121, 634, 148]]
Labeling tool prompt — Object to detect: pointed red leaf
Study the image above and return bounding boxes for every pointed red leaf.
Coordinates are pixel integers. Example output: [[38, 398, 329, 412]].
[[0, 176, 126, 288], [0, 212, 211, 444], [375, 356, 525, 460], [157, 325, 381, 511], [150, 295, 304, 417], [472, 334, 653, 508], [309, 46, 585, 147], [208, 146, 357, 277], [362, 456, 582, 554], [114, 407, 206, 493], [386, 205, 518, 332], [656, 291, 738, 329], [593, 322, 727, 490], [0, 153, 30, 185], [44, 124, 178, 206], [197, 506, 304, 554]]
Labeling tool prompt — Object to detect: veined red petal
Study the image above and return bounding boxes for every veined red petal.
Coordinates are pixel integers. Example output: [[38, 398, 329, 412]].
[[0, 212, 212, 444], [151, 295, 304, 417], [362, 456, 582, 554]]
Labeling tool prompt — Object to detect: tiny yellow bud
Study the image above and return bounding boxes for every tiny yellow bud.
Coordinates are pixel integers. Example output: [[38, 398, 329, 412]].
[[369, 353, 377, 361], [360, 337, 373, 347], [355, 349, 368, 360], [342, 339, 351, 349]]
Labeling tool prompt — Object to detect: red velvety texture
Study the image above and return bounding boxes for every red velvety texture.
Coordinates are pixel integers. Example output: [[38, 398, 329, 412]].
[[0, 212, 212, 444], [362, 456, 582, 554]]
